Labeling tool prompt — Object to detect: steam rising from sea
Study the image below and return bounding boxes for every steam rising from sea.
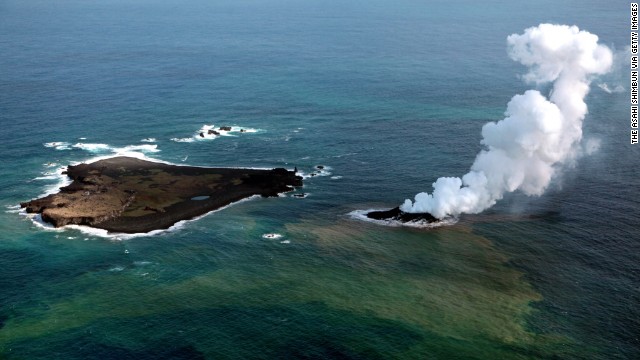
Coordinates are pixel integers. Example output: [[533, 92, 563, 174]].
[[401, 24, 613, 219]]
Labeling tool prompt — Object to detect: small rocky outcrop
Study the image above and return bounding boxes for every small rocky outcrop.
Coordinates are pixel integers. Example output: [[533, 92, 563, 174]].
[[366, 207, 438, 223]]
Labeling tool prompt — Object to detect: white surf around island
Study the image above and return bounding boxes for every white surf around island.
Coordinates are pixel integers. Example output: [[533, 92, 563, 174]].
[[262, 233, 283, 240], [72, 143, 160, 154], [261, 233, 291, 244], [170, 124, 262, 143], [348, 209, 458, 229], [297, 165, 332, 179], [39, 137, 315, 171], [4, 204, 22, 213], [22, 163, 297, 240], [43, 141, 160, 155], [22, 140, 308, 239], [34, 141, 165, 197], [23, 135, 335, 239], [41, 167, 73, 197], [44, 142, 72, 150]]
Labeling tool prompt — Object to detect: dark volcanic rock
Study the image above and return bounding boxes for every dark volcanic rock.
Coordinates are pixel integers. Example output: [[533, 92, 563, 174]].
[[207, 129, 220, 136], [21, 156, 303, 233], [219, 126, 232, 131], [366, 207, 438, 223]]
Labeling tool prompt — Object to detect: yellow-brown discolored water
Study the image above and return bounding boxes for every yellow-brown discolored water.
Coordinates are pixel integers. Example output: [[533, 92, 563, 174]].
[[0, 214, 570, 359]]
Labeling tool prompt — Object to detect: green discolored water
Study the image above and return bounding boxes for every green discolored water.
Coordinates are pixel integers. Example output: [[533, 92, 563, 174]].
[[1, 212, 553, 359]]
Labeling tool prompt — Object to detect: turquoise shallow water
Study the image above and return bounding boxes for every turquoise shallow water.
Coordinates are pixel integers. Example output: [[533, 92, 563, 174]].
[[0, 0, 638, 359]]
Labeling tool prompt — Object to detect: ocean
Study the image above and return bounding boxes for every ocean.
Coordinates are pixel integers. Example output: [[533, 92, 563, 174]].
[[0, 0, 637, 359]]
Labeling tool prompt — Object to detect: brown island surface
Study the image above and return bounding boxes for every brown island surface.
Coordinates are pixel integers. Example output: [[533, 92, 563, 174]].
[[21, 156, 303, 233]]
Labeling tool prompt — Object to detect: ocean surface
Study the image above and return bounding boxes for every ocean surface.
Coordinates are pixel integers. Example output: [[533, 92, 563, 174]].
[[0, 0, 637, 359]]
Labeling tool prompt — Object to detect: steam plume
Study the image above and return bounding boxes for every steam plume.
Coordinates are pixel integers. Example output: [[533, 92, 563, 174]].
[[400, 24, 612, 219]]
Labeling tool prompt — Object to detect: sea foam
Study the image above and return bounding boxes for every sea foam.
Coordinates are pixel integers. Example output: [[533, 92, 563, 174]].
[[298, 165, 333, 179], [262, 233, 283, 239], [171, 124, 262, 143], [44, 141, 160, 155], [44, 142, 72, 150]]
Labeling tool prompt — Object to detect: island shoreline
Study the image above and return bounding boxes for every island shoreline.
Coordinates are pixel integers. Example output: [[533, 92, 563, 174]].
[[21, 156, 303, 234]]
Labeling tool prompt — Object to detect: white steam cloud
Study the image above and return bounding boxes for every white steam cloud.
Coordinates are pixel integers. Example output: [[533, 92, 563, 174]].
[[400, 24, 612, 219]]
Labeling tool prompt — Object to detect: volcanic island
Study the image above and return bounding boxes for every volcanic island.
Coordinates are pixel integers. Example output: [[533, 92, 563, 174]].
[[365, 207, 438, 224], [21, 156, 303, 233]]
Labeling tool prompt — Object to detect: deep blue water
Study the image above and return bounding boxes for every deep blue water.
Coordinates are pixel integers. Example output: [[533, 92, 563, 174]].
[[0, 0, 638, 359]]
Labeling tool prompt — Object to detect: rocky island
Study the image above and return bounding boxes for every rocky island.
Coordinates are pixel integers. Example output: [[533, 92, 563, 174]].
[[365, 207, 438, 224], [21, 156, 303, 233]]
